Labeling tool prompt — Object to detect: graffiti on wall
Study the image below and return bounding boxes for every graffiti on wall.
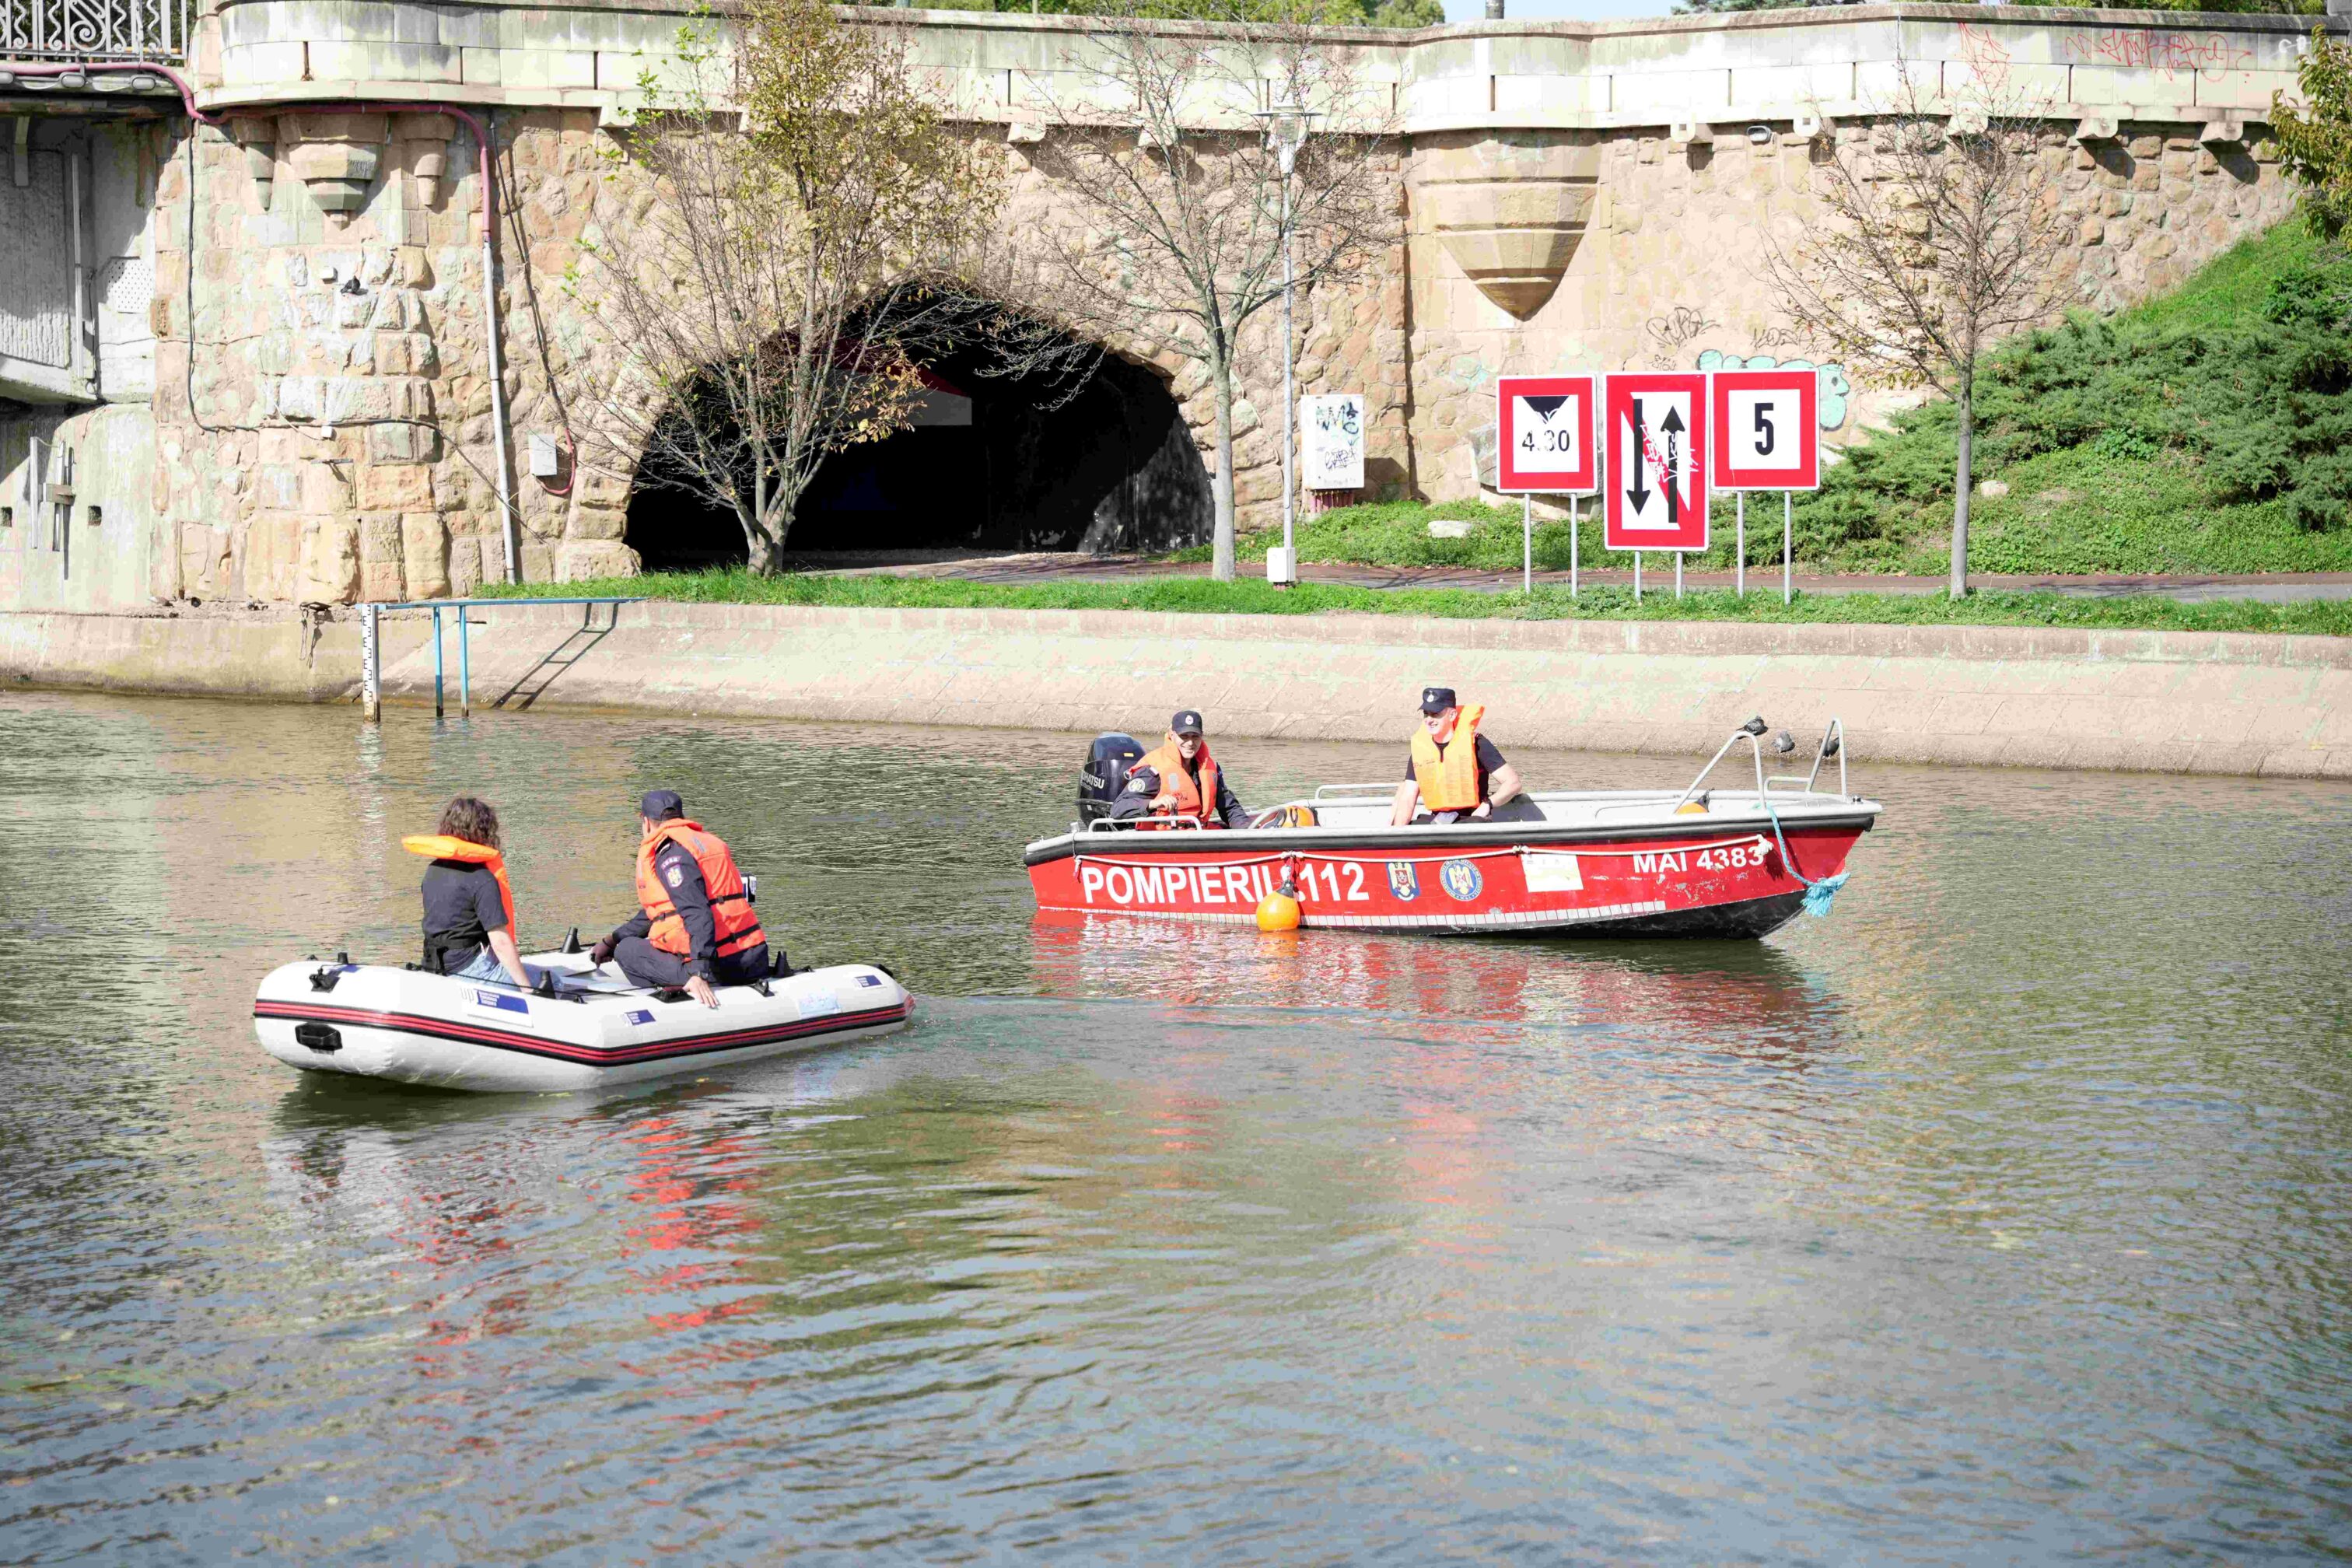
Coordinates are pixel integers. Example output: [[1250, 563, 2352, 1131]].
[[1644, 306, 1721, 370], [1955, 23, 2012, 91], [2059, 29, 2256, 82], [1696, 351, 1852, 429]]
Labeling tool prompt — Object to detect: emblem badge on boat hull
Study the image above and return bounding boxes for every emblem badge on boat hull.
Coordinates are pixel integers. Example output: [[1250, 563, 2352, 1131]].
[[1388, 861, 1419, 901], [1440, 859, 1483, 902]]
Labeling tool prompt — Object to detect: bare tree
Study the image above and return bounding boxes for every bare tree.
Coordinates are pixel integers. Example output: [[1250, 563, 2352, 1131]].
[[568, 0, 1041, 573], [1024, 2, 1400, 580], [1765, 68, 2071, 597]]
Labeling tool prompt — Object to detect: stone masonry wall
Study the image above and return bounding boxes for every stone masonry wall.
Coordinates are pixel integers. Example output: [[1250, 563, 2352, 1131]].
[[140, 98, 2297, 604], [152, 108, 634, 605]]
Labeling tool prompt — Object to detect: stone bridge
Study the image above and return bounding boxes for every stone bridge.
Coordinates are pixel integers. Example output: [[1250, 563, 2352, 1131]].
[[0, 1, 2319, 607]]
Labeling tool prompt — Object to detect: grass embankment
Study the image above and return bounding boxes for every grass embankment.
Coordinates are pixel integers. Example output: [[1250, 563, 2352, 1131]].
[[1181, 222, 2352, 579], [488, 569, 2352, 635]]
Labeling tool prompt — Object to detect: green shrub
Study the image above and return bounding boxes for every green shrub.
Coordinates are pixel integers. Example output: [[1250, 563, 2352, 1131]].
[[1788, 223, 2352, 555]]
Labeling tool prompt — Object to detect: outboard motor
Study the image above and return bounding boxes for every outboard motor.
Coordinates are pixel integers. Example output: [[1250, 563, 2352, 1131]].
[[1078, 732, 1145, 824]]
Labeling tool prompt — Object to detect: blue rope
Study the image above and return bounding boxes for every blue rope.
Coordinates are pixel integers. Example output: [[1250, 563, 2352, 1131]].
[[1760, 793, 1850, 918]]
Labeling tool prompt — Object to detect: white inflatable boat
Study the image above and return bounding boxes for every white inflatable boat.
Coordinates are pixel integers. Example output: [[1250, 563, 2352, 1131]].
[[253, 949, 915, 1093]]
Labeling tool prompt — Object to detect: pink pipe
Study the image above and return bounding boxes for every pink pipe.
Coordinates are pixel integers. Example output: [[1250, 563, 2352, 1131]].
[[5, 61, 527, 581]]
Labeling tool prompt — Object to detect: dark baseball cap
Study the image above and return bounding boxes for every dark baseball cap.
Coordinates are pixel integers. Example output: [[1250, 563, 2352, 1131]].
[[1419, 687, 1458, 716], [639, 788, 685, 820], [1171, 709, 1205, 736]]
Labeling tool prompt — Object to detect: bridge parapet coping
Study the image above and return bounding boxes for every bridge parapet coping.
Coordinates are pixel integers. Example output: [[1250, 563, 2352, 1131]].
[[192, 1, 2321, 131]]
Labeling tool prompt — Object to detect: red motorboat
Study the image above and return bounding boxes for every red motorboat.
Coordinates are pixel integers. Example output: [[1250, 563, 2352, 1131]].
[[1024, 719, 1878, 940]]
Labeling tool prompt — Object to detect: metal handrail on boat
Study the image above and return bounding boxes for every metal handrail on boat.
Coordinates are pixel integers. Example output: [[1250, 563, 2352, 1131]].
[[1311, 782, 1403, 800], [1671, 717, 1797, 813]]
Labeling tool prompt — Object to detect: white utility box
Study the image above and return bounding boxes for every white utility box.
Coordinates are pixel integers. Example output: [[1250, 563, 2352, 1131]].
[[1265, 545, 1298, 586]]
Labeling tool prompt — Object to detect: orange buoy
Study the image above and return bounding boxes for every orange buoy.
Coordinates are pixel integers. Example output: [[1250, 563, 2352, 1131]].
[[1256, 880, 1302, 932]]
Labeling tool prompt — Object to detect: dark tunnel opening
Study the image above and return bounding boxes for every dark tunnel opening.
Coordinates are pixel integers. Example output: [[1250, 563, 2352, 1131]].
[[624, 329, 1213, 572]]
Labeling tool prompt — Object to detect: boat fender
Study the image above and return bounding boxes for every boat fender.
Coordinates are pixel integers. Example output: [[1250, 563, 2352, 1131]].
[[1256, 877, 1303, 933]]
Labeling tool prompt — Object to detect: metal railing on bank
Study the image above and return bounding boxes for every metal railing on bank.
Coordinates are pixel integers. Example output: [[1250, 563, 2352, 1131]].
[[358, 597, 640, 722]]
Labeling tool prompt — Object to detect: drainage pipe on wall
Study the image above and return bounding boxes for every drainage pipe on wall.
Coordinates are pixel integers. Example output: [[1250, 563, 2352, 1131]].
[[2, 64, 525, 585]]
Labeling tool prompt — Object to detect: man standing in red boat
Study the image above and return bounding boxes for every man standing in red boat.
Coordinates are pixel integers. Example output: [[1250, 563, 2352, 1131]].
[[590, 789, 775, 1007], [1391, 688, 1535, 826], [1128, 710, 1250, 828]]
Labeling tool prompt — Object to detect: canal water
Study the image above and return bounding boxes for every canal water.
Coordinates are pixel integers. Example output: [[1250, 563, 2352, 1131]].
[[2, 689, 2349, 1563]]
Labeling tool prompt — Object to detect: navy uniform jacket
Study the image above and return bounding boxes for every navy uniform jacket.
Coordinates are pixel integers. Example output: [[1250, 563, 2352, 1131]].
[[1109, 764, 1248, 826], [606, 839, 719, 979]]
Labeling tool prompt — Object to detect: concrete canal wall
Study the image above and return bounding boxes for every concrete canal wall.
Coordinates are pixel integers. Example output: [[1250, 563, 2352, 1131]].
[[5, 604, 2348, 779]]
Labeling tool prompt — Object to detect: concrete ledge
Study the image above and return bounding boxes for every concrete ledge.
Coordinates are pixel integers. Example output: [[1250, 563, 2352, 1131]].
[[4, 604, 2346, 778]]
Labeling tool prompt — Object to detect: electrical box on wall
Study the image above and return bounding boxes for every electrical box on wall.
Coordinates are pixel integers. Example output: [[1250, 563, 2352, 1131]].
[[527, 433, 562, 479]]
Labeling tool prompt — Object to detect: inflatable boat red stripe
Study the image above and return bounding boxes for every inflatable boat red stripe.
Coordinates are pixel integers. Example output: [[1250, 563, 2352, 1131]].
[[253, 997, 914, 1065]]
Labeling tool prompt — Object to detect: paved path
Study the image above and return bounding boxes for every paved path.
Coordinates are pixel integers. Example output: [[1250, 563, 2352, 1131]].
[[790, 551, 2352, 604]]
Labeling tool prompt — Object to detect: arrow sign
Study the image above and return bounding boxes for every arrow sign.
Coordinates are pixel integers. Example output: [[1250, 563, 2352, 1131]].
[[1604, 373, 1708, 552], [1496, 376, 1596, 495], [1660, 405, 1684, 526], [1626, 397, 1651, 515]]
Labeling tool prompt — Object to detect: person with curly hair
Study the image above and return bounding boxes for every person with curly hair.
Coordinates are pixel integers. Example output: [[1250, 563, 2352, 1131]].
[[404, 796, 544, 988]]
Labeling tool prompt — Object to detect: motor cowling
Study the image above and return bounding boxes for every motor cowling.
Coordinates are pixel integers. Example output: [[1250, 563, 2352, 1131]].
[[1078, 732, 1145, 824]]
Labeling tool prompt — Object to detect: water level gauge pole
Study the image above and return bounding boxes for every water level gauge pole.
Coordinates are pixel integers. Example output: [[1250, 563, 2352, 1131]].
[[1675, 551, 1682, 600], [1634, 550, 1642, 604], [1521, 495, 1532, 594], [360, 603, 381, 724], [432, 606, 445, 720], [1736, 492, 1745, 598]]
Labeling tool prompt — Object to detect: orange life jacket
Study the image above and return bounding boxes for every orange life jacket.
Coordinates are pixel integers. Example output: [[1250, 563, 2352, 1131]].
[[1409, 703, 1487, 813], [1139, 736, 1223, 827], [635, 820, 767, 959], [403, 834, 518, 938]]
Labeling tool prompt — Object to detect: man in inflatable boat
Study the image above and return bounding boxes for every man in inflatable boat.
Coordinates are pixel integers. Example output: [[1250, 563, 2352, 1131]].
[[588, 789, 775, 1007], [1111, 709, 1249, 828], [1391, 688, 1539, 825]]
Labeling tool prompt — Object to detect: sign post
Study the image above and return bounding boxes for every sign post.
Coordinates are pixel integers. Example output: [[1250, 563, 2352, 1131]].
[[1708, 367, 1820, 604], [1604, 373, 1710, 600], [1496, 376, 1597, 597]]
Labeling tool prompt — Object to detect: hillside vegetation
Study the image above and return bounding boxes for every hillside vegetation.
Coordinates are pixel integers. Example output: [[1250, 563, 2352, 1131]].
[[1793, 219, 2352, 575]]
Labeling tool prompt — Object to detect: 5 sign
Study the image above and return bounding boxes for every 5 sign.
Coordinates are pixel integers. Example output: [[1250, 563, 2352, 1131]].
[[1496, 376, 1596, 495], [1709, 368, 1820, 491]]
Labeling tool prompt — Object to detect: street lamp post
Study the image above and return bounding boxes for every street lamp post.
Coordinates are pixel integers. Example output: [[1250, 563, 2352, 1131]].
[[1257, 96, 1315, 589]]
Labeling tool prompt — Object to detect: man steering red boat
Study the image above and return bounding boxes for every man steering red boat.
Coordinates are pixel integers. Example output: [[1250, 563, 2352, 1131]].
[[1117, 709, 1250, 828]]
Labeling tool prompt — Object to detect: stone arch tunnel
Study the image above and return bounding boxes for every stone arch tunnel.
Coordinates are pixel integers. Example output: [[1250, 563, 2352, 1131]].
[[622, 322, 1213, 571]]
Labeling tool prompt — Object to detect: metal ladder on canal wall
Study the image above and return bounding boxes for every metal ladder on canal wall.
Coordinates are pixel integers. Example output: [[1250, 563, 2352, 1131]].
[[355, 597, 641, 721]]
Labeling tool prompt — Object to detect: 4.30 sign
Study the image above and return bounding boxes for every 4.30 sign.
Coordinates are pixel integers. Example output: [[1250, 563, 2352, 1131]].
[[1495, 376, 1596, 495]]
